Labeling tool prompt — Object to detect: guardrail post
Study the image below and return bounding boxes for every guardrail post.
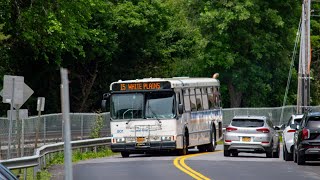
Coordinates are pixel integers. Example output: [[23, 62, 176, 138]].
[[81, 115, 84, 140], [39, 157, 42, 170], [33, 165, 39, 179], [24, 168, 27, 180], [43, 154, 46, 168], [44, 117, 46, 145], [21, 119, 25, 157]]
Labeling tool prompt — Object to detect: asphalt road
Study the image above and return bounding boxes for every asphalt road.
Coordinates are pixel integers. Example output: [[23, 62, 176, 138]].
[[72, 145, 320, 180]]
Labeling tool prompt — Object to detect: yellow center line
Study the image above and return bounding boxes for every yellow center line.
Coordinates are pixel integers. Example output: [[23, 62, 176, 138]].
[[173, 150, 222, 180]]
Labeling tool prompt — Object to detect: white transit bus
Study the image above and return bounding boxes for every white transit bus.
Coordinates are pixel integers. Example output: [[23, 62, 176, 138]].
[[102, 75, 223, 157]]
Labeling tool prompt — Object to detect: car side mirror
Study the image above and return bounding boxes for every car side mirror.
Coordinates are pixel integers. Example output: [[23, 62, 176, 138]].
[[178, 104, 183, 114]]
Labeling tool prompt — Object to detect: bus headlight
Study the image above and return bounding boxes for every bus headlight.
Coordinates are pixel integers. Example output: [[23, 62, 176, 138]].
[[161, 136, 172, 141], [114, 138, 125, 143]]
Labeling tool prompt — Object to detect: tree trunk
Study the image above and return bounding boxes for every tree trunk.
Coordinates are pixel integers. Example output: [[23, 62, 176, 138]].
[[228, 81, 242, 107], [78, 63, 98, 112]]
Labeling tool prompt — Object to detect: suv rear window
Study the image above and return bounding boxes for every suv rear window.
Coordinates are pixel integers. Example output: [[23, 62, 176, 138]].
[[231, 119, 264, 127], [294, 118, 302, 125], [307, 116, 320, 128]]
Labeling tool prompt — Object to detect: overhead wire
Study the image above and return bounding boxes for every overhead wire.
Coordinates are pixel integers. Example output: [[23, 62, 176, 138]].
[[279, 18, 302, 125]]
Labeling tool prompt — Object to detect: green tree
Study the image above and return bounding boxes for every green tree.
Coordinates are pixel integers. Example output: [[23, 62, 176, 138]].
[[199, 0, 301, 107], [310, 3, 320, 105]]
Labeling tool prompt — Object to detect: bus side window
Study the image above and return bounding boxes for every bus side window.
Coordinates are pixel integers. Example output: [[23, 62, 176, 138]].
[[202, 88, 209, 110], [190, 88, 197, 111], [183, 89, 191, 111], [207, 87, 214, 109], [176, 90, 183, 114], [195, 88, 203, 111], [213, 87, 220, 108]]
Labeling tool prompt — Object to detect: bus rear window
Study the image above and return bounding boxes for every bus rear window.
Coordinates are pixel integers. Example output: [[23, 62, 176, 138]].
[[231, 119, 264, 127]]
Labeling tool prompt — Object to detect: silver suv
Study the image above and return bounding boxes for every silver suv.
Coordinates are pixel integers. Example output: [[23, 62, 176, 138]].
[[282, 114, 303, 161], [224, 115, 280, 158]]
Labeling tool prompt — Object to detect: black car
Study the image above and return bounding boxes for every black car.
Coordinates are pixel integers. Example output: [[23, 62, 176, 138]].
[[293, 112, 320, 165]]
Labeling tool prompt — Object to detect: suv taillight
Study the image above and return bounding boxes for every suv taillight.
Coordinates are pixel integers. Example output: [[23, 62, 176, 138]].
[[226, 127, 237, 132], [287, 129, 296, 133], [256, 128, 270, 133], [302, 128, 310, 140]]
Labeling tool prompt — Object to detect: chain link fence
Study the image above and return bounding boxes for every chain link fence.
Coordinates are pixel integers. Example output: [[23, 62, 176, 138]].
[[1, 105, 320, 160], [222, 105, 320, 127], [0, 113, 110, 160]]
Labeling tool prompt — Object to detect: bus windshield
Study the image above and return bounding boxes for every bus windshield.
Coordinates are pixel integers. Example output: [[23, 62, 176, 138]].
[[110, 92, 175, 120]]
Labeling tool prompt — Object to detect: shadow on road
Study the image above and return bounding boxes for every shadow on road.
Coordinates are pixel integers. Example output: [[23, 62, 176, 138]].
[[115, 148, 214, 158]]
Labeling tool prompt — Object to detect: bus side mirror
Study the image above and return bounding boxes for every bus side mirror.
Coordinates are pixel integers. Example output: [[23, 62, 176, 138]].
[[103, 93, 111, 99], [101, 93, 111, 111], [178, 104, 183, 114], [101, 100, 107, 111]]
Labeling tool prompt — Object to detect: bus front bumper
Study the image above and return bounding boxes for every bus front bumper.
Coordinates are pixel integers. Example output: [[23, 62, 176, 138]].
[[111, 141, 176, 152]]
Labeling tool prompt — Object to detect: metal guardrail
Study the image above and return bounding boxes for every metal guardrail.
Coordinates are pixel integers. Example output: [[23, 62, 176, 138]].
[[0, 137, 111, 179]]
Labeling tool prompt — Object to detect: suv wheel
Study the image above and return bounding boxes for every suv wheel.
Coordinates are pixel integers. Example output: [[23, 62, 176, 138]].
[[297, 151, 305, 165], [224, 145, 230, 157], [293, 149, 297, 163], [266, 151, 272, 158], [283, 145, 293, 161], [272, 143, 280, 158], [266, 147, 273, 158]]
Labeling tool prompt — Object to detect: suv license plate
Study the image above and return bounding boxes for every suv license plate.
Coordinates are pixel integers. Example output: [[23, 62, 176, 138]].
[[242, 137, 251, 142]]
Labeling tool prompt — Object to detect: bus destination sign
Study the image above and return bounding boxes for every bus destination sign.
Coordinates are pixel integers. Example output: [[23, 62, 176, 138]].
[[112, 82, 171, 91]]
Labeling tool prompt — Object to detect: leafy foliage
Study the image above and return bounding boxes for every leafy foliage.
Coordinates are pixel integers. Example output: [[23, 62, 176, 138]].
[[90, 112, 104, 138], [199, 0, 301, 107], [0, 0, 317, 114], [310, 3, 320, 105]]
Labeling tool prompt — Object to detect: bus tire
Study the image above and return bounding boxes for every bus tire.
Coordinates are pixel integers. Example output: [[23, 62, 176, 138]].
[[206, 126, 216, 152], [178, 134, 188, 156], [121, 152, 130, 158]]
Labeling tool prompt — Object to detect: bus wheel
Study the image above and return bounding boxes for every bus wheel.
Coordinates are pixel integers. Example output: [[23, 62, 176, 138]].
[[178, 135, 188, 156], [121, 152, 130, 158], [206, 128, 216, 152]]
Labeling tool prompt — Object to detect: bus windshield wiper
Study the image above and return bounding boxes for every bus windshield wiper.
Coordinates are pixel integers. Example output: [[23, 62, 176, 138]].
[[124, 109, 140, 124], [146, 102, 161, 124]]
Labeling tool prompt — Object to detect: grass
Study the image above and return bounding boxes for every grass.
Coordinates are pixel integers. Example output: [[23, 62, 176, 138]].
[[12, 168, 51, 180], [11, 147, 118, 180], [217, 140, 224, 145]]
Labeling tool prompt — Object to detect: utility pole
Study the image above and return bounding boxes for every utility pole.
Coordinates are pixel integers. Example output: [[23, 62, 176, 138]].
[[297, 0, 311, 114]]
